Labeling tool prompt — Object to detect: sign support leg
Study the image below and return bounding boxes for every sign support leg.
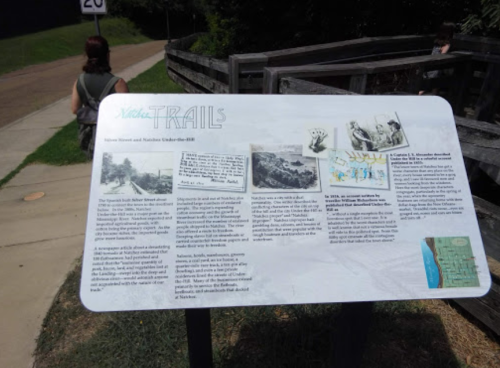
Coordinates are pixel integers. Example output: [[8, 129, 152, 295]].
[[185, 308, 213, 368], [330, 302, 374, 368], [94, 14, 101, 36]]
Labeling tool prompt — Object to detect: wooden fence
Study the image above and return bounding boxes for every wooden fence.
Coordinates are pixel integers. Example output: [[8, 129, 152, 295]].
[[166, 33, 500, 123], [165, 33, 229, 94]]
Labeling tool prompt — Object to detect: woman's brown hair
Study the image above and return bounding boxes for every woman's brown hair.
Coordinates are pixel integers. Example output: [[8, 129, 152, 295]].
[[434, 22, 455, 47], [83, 36, 111, 74]]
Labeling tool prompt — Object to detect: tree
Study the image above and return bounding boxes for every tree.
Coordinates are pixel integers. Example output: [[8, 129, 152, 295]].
[[101, 153, 114, 183], [462, 0, 500, 36], [107, 0, 203, 38], [192, 0, 479, 57], [122, 158, 135, 178]]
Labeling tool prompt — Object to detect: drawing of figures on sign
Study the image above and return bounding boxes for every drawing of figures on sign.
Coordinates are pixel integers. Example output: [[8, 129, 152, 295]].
[[100, 152, 173, 195], [328, 150, 389, 190], [302, 123, 334, 159], [251, 144, 321, 193], [346, 112, 409, 152]]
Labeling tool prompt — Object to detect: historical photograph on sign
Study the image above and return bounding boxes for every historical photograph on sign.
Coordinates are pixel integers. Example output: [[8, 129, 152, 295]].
[[328, 150, 390, 189], [178, 151, 247, 192], [421, 236, 479, 289], [346, 112, 409, 152], [251, 144, 321, 193], [100, 152, 173, 195], [302, 123, 335, 159]]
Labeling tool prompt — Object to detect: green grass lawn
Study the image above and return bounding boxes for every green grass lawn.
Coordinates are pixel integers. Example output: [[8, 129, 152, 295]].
[[0, 60, 183, 188], [0, 18, 150, 76]]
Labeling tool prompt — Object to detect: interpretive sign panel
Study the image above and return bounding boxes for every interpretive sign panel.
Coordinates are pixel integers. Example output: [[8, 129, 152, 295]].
[[81, 95, 490, 312]]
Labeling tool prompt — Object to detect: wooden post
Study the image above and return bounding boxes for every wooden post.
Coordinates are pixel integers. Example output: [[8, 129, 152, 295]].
[[475, 63, 500, 123], [229, 54, 268, 94], [185, 308, 213, 368], [451, 61, 473, 116], [330, 302, 374, 368], [349, 74, 367, 94], [408, 66, 424, 94], [228, 56, 240, 94], [263, 68, 279, 94]]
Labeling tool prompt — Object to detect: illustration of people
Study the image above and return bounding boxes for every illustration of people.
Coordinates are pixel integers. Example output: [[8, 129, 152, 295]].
[[338, 171, 345, 181], [349, 121, 374, 151], [374, 124, 392, 150], [369, 167, 377, 186], [363, 167, 368, 180], [387, 120, 404, 146], [378, 170, 386, 185]]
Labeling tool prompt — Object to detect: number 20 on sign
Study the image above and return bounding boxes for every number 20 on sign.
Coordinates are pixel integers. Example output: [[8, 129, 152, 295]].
[[80, 0, 107, 14]]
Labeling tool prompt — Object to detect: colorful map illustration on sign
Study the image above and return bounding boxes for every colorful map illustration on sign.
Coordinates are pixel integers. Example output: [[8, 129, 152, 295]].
[[420, 236, 480, 288]]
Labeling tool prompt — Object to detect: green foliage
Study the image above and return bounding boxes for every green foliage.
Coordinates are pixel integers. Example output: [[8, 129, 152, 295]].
[[107, 0, 202, 39], [189, 13, 238, 57], [193, 0, 479, 56], [0, 18, 149, 76], [462, 0, 500, 35], [127, 60, 185, 93], [0, 120, 87, 188]]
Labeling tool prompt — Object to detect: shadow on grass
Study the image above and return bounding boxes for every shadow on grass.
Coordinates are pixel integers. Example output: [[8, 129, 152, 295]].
[[217, 301, 465, 368], [35, 259, 464, 368]]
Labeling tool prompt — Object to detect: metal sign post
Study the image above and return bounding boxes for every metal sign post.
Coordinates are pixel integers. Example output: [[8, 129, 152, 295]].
[[80, 0, 107, 36], [185, 308, 213, 368]]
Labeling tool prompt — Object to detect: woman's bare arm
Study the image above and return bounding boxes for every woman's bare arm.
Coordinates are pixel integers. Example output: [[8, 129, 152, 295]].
[[71, 80, 82, 114], [115, 78, 129, 93]]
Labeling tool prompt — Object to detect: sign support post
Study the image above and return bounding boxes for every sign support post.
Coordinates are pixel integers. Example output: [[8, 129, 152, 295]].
[[81, 0, 107, 36], [331, 302, 374, 368], [94, 14, 101, 36], [185, 308, 213, 368]]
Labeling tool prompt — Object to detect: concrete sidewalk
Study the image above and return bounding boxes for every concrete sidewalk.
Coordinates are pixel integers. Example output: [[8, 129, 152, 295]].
[[0, 44, 167, 368]]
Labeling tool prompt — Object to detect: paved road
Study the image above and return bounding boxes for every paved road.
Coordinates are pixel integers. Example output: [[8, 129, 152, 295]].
[[0, 40, 167, 129]]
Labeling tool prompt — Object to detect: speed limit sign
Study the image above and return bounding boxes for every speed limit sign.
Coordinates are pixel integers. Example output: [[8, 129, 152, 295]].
[[80, 0, 107, 14]]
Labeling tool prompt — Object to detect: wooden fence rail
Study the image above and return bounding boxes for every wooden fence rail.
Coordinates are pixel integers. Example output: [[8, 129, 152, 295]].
[[165, 33, 229, 94], [228, 35, 434, 94]]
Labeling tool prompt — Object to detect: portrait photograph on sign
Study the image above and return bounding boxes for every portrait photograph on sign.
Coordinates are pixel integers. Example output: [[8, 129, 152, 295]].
[[346, 112, 409, 152], [100, 152, 173, 195], [251, 144, 321, 193]]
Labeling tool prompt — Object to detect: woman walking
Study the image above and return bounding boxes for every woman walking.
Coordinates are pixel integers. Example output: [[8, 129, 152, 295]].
[[71, 36, 129, 158]]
